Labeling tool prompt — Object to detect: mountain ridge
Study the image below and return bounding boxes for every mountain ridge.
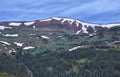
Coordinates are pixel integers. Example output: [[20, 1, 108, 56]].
[[0, 17, 120, 77], [0, 17, 120, 34]]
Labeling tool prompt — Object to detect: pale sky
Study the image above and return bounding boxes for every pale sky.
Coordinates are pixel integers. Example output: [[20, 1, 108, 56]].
[[0, 0, 120, 23]]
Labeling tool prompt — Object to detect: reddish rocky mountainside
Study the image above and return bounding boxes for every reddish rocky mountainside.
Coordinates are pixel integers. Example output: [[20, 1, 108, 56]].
[[0, 17, 120, 35]]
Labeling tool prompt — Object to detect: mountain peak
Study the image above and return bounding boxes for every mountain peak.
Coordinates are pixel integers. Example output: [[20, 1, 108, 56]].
[[39, 17, 120, 27]]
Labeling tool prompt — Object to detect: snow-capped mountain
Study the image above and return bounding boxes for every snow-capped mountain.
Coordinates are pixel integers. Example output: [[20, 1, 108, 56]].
[[38, 17, 120, 34], [0, 17, 120, 34]]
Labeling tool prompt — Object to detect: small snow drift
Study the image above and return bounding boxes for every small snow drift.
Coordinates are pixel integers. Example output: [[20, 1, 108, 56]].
[[23, 46, 35, 50], [14, 42, 24, 47], [9, 22, 22, 26], [76, 30, 81, 35], [33, 26, 36, 29], [41, 35, 50, 39], [0, 26, 12, 30], [24, 22, 35, 26], [101, 23, 120, 28], [3, 34, 19, 37], [8, 49, 16, 53], [0, 41, 11, 45], [40, 18, 52, 22], [69, 46, 88, 51]]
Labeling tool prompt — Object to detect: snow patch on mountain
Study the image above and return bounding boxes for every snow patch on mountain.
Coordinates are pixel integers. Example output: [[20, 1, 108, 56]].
[[61, 18, 75, 24], [40, 18, 52, 22], [41, 35, 50, 39], [14, 42, 24, 47], [82, 25, 88, 33], [23, 46, 35, 50], [52, 17, 62, 21], [33, 26, 36, 29], [76, 30, 82, 35], [8, 49, 16, 53], [69, 46, 88, 51], [101, 23, 120, 28], [3, 34, 18, 37], [0, 26, 12, 30], [24, 21, 35, 26], [0, 41, 11, 45], [9, 22, 22, 26]]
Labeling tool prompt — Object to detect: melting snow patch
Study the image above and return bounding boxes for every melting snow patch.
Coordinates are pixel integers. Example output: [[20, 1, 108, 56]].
[[9, 22, 22, 26], [69, 46, 87, 51], [77, 20, 120, 29], [8, 49, 16, 53], [41, 35, 50, 39], [101, 23, 120, 28], [0, 41, 10, 45], [3, 34, 18, 37], [24, 22, 35, 26], [14, 42, 24, 47], [82, 25, 88, 33], [61, 18, 74, 24], [51, 17, 62, 21], [89, 33, 96, 37], [76, 30, 81, 35], [40, 18, 52, 22], [75, 20, 80, 27], [0, 26, 12, 30], [23, 46, 35, 50], [89, 34, 93, 37], [33, 26, 36, 29]]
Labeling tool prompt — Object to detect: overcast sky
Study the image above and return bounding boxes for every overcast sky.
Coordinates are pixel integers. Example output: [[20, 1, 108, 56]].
[[0, 0, 120, 23]]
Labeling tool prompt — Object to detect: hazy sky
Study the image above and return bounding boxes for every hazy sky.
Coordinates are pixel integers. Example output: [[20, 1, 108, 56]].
[[0, 0, 120, 23]]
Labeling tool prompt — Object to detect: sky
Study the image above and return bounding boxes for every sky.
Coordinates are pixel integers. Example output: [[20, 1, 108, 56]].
[[0, 0, 120, 23]]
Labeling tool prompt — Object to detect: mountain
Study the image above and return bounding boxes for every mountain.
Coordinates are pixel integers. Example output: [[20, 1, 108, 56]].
[[0, 17, 120, 54], [0, 17, 120, 77], [0, 17, 120, 35]]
